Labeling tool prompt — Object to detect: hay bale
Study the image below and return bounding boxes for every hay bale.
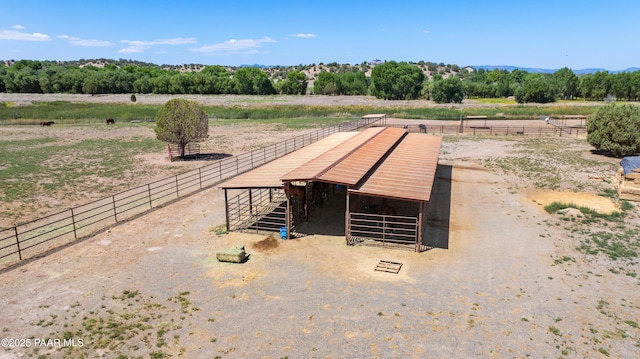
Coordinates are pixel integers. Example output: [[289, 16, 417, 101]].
[[216, 246, 247, 263]]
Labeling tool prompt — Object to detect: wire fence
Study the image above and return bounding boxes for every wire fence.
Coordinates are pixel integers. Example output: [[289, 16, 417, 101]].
[[380, 123, 586, 136], [0, 117, 379, 270]]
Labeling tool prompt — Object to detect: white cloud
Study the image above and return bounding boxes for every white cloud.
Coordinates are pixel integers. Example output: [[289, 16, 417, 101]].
[[423, 29, 430, 33], [118, 37, 197, 53], [57, 35, 112, 47], [191, 37, 276, 54], [0, 29, 50, 41], [293, 33, 316, 38], [12, 25, 25, 30]]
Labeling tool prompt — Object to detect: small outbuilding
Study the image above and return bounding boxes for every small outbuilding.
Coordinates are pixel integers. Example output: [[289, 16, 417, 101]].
[[220, 126, 442, 252]]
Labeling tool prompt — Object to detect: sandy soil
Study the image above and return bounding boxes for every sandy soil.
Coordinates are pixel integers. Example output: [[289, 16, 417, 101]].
[[1, 128, 639, 358]]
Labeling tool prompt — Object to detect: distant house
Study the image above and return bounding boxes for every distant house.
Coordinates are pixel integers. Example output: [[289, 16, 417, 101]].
[[461, 66, 475, 73], [370, 59, 382, 65]]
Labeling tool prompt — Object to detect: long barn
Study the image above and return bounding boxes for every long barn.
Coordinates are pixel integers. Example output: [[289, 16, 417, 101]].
[[219, 126, 442, 252]]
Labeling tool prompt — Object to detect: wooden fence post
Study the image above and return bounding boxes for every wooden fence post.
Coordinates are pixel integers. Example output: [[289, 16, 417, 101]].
[[147, 184, 153, 209], [14, 226, 22, 261], [71, 208, 78, 240], [175, 175, 179, 197], [112, 195, 118, 222], [198, 168, 202, 189]]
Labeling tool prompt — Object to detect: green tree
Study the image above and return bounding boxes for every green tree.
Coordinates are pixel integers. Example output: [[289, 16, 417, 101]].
[[314, 71, 340, 95], [277, 70, 307, 95], [611, 72, 633, 101], [370, 61, 424, 100], [591, 71, 613, 100], [552, 67, 579, 99], [432, 77, 464, 103], [587, 103, 640, 157], [339, 71, 369, 95], [233, 67, 275, 95], [154, 99, 209, 157], [514, 75, 556, 103]]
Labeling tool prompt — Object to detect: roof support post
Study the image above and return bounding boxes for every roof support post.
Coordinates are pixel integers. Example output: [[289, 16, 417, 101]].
[[416, 201, 425, 252], [285, 182, 291, 240], [224, 189, 230, 232], [345, 190, 351, 245]]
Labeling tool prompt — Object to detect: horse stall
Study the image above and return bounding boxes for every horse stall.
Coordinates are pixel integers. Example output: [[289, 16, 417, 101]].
[[345, 134, 442, 252], [346, 194, 424, 251]]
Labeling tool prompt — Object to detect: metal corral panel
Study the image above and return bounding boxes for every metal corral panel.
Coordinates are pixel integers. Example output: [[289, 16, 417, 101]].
[[349, 134, 442, 202], [318, 127, 407, 185], [280, 127, 386, 182], [219, 132, 358, 189]]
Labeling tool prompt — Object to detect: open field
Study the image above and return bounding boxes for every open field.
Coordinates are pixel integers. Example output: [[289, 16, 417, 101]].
[[0, 93, 609, 108], [1, 96, 639, 358]]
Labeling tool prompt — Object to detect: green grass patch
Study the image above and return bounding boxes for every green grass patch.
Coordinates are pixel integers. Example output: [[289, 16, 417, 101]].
[[0, 100, 603, 123], [0, 101, 158, 123], [543, 201, 625, 222], [0, 131, 165, 223], [582, 230, 639, 260], [472, 98, 518, 105]]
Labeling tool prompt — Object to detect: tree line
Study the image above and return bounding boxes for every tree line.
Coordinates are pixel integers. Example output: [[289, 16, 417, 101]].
[[2, 59, 640, 103]]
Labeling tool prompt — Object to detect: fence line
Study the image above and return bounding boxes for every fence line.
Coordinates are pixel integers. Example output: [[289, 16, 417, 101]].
[[0, 117, 378, 269], [379, 123, 586, 137]]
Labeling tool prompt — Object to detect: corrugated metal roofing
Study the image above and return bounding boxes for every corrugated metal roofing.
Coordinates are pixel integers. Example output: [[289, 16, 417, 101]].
[[219, 132, 358, 189], [280, 127, 387, 182], [349, 134, 442, 202], [317, 127, 407, 185]]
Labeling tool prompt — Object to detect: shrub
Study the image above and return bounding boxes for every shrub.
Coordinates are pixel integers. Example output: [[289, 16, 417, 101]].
[[587, 103, 640, 156]]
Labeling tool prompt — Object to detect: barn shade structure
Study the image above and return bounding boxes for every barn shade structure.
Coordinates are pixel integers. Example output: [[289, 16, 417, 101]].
[[219, 126, 442, 252]]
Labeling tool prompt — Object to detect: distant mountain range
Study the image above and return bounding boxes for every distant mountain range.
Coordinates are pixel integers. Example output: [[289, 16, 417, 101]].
[[239, 63, 639, 75], [471, 65, 640, 75]]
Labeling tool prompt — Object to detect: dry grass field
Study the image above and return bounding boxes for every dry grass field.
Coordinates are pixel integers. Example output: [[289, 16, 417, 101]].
[[1, 95, 639, 358]]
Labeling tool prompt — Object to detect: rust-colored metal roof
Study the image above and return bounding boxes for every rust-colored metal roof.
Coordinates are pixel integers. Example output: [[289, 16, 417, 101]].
[[317, 127, 407, 185], [349, 134, 443, 202], [219, 132, 358, 189], [280, 127, 387, 182]]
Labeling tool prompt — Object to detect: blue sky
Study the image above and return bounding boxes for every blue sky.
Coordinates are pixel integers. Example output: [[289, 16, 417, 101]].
[[1, 0, 639, 70]]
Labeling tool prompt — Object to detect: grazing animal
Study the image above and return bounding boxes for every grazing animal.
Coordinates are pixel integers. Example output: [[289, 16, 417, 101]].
[[40, 121, 55, 127], [106, 118, 115, 125], [419, 124, 427, 133]]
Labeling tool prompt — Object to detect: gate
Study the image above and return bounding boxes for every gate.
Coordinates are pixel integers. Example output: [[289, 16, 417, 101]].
[[347, 212, 419, 251]]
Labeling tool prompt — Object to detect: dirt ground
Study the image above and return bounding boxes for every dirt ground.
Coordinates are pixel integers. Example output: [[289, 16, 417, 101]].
[[0, 95, 639, 358]]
